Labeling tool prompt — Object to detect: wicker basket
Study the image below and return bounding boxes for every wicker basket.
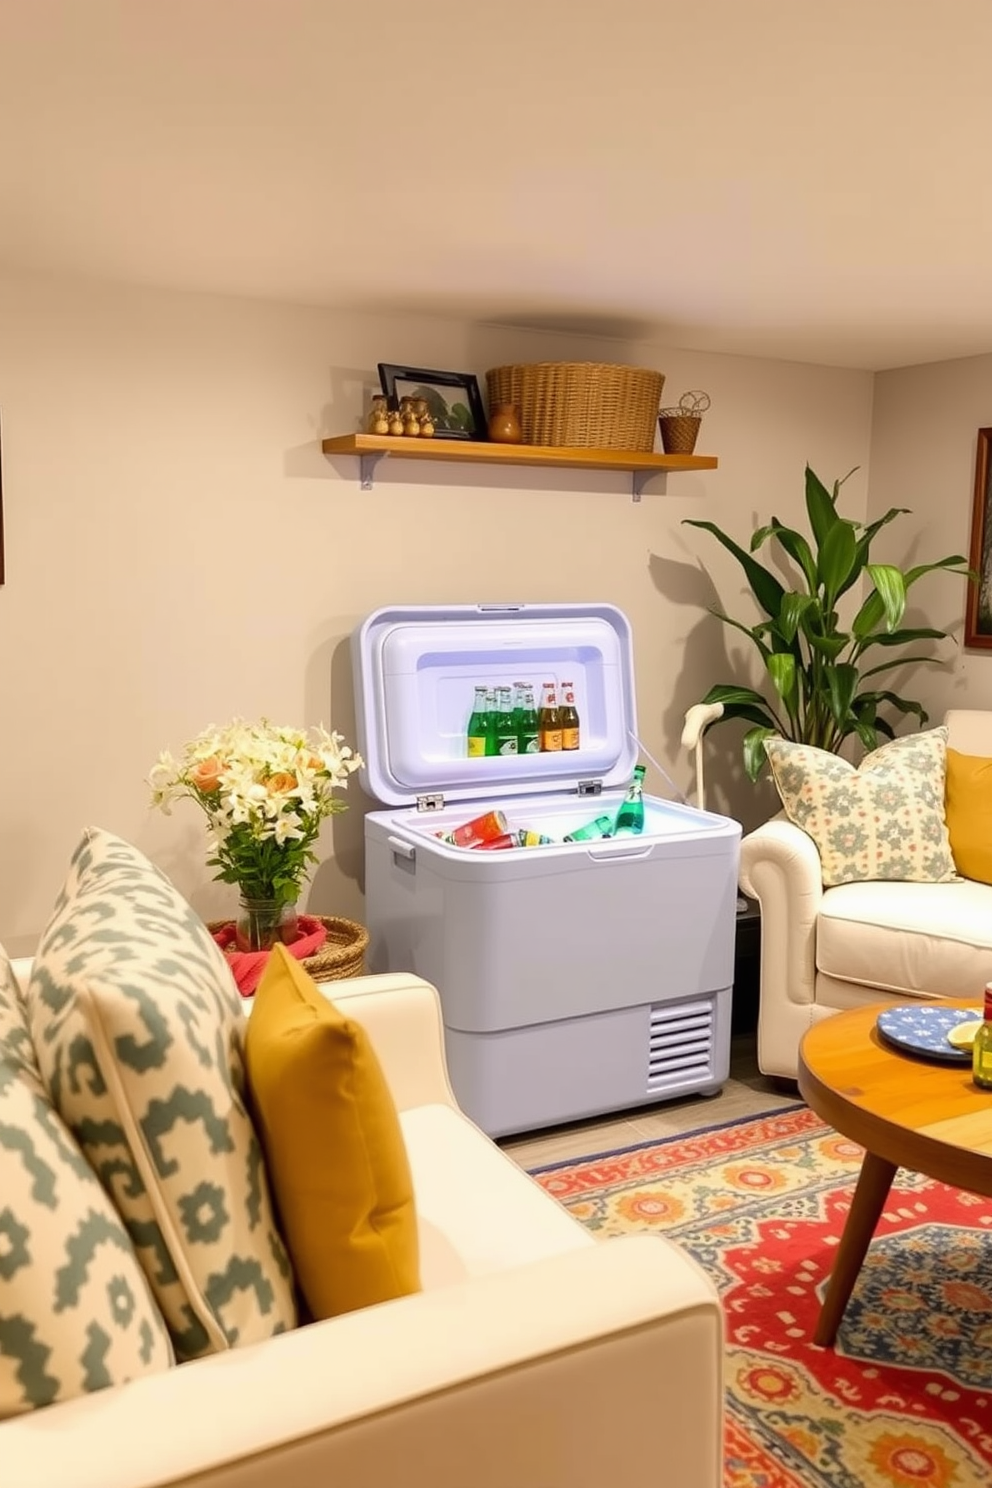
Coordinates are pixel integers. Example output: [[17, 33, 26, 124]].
[[485, 362, 664, 451], [658, 414, 702, 454], [209, 914, 369, 983]]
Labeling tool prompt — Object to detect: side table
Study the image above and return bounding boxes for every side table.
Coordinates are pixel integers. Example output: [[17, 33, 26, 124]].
[[732, 896, 761, 1035]]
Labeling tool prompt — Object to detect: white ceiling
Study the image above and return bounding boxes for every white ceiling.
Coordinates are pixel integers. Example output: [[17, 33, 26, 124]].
[[3, 0, 992, 371]]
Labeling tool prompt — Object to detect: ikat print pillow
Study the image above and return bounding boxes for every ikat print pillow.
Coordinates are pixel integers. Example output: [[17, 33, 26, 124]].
[[25, 828, 297, 1362], [763, 727, 957, 889], [0, 943, 174, 1417]]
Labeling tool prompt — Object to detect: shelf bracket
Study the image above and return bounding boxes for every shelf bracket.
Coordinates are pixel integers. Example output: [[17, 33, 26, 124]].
[[632, 470, 667, 502], [360, 451, 389, 490]]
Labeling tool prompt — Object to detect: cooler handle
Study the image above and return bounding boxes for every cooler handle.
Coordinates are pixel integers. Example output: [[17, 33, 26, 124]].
[[387, 835, 416, 862], [586, 843, 653, 861]]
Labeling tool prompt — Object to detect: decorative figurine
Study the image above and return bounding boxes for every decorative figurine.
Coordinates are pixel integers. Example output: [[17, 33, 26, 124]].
[[367, 393, 390, 436]]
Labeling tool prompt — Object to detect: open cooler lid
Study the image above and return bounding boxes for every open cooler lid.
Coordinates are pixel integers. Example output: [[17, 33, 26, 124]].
[[351, 602, 639, 808]]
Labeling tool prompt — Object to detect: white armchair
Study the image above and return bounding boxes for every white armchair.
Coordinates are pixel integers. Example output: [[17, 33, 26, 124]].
[[2, 966, 724, 1488], [738, 710, 992, 1079]]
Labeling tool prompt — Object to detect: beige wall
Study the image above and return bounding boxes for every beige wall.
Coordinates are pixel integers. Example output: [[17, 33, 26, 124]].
[[0, 269, 873, 953], [868, 355, 992, 729]]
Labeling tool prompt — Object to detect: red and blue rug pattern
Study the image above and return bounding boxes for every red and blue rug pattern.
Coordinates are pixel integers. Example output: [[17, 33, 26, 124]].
[[532, 1104, 992, 1488]]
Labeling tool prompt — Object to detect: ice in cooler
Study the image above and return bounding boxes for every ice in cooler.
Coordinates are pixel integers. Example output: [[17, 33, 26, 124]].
[[352, 602, 741, 1137]]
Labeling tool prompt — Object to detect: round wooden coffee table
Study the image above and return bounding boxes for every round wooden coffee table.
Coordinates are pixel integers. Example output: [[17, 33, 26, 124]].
[[798, 1000, 992, 1347]]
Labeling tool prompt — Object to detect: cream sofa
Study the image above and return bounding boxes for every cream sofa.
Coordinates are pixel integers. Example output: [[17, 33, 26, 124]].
[[2, 961, 723, 1488], [739, 709, 992, 1080]]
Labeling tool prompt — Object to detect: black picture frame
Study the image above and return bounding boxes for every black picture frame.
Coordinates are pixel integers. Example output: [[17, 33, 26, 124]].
[[966, 427, 992, 648], [377, 363, 487, 441]]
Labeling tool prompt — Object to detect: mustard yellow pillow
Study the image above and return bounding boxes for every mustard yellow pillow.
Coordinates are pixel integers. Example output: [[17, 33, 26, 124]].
[[244, 944, 420, 1319], [945, 747, 992, 885]]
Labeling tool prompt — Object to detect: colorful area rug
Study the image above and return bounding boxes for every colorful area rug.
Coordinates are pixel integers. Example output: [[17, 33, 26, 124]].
[[531, 1104, 992, 1488]]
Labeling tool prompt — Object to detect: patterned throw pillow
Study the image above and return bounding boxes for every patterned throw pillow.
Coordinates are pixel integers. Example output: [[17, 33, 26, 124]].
[[763, 727, 957, 888], [0, 944, 174, 1417], [25, 828, 297, 1362]]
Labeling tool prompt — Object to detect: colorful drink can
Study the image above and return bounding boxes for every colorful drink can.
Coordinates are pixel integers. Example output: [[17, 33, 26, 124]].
[[449, 808, 509, 848], [473, 831, 521, 851]]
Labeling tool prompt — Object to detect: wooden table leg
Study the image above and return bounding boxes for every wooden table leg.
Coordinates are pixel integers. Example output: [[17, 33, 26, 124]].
[[814, 1150, 897, 1347]]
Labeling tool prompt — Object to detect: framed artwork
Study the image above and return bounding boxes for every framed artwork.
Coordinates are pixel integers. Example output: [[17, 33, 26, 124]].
[[966, 427, 992, 648], [377, 363, 487, 441]]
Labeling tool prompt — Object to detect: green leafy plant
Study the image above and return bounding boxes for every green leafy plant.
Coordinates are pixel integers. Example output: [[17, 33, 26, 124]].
[[683, 465, 975, 780]]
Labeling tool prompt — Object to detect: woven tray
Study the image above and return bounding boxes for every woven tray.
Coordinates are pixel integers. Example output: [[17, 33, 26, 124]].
[[485, 362, 664, 451], [209, 914, 369, 983]]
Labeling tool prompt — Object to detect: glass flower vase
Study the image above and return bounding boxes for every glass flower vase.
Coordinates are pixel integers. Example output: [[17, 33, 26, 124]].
[[235, 896, 300, 953]]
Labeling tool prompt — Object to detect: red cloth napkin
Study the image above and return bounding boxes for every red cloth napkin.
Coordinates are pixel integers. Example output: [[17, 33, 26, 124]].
[[211, 914, 328, 998]]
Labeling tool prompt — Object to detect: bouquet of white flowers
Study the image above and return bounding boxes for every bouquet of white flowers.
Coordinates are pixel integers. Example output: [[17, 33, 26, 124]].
[[149, 718, 362, 946]]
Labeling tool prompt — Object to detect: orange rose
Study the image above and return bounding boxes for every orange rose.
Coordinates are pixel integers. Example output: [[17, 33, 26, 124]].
[[307, 754, 325, 773], [189, 756, 224, 793], [267, 772, 297, 794]]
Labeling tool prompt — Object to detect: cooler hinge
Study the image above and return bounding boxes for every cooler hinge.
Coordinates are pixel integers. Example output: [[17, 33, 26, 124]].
[[416, 792, 445, 812], [577, 779, 603, 796]]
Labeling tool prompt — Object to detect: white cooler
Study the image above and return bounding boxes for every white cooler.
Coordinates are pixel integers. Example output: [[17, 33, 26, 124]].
[[352, 602, 741, 1138]]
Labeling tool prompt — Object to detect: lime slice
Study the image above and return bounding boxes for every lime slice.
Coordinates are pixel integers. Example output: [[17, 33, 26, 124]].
[[947, 1020, 983, 1051]]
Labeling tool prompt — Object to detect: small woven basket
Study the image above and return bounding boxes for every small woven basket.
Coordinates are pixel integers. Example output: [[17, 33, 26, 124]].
[[209, 914, 369, 983], [658, 414, 702, 454], [485, 362, 664, 451], [302, 916, 369, 982], [658, 390, 711, 455]]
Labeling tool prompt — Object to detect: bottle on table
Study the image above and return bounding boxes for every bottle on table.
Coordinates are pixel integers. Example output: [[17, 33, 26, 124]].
[[496, 686, 519, 755], [560, 682, 580, 751], [517, 683, 540, 756], [539, 682, 562, 752], [973, 983, 992, 1089], [484, 688, 499, 756], [563, 813, 614, 843], [613, 764, 647, 837], [466, 685, 489, 758]]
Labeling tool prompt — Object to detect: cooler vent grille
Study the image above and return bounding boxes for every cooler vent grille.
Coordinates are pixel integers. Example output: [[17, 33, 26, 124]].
[[646, 999, 714, 1091]]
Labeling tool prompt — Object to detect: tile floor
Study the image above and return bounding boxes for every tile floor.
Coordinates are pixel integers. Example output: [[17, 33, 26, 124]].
[[501, 1031, 801, 1171]]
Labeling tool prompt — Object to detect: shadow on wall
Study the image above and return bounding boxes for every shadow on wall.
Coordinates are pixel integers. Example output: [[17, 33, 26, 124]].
[[304, 626, 369, 926], [648, 547, 778, 835]]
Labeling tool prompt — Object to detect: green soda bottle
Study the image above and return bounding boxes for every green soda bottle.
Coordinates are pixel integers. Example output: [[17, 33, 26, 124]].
[[563, 813, 614, 843], [467, 685, 489, 759], [973, 984, 992, 1090], [517, 683, 540, 755], [484, 688, 499, 757], [496, 686, 519, 756], [613, 764, 647, 837]]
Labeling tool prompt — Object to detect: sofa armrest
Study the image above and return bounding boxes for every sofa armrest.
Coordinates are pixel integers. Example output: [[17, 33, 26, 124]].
[[2, 1235, 723, 1488], [739, 816, 822, 1051], [315, 970, 457, 1112]]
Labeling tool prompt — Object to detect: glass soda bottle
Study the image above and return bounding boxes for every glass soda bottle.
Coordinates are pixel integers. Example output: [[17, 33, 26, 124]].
[[496, 686, 519, 755], [563, 813, 614, 843], [613, 764, 647, 837], [484, 688, 499, 757], [560, 681, 580, 751], [466, 685, 489, 758], [539, 682, 562, 752], [973, 983, 992, 1089], [517, 683, 540, 755]]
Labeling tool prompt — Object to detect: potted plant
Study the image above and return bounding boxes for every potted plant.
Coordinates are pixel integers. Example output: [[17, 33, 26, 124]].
[[683, 465, 975, 780], [148, 718, 362, 950]]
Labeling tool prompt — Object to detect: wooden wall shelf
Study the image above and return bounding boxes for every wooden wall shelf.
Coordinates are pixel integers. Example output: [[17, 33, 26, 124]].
[[321, 433, 718, 501]]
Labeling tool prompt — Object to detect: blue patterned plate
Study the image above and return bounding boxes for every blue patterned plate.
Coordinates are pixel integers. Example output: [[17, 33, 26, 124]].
[[876, 1004, 984, 1064]]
